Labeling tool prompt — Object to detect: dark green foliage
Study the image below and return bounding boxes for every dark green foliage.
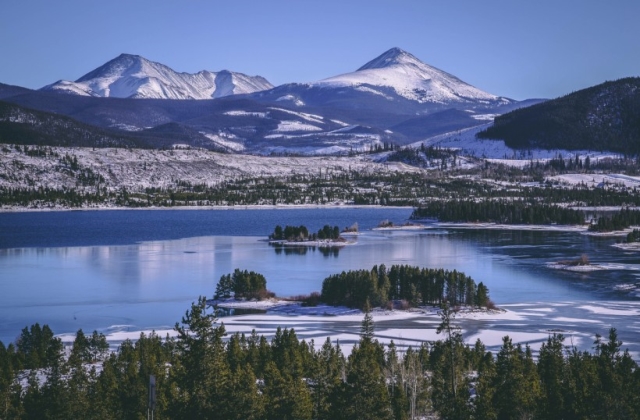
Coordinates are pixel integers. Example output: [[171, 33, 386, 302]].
[[475, 282, 490, 307], [214, 269, 268, 299], [492, 338, 541, 420], [412, 200, 586, 225], [15, 323, 62, 370], [270, 225, 309, 241], [589, 208, 640, 232], [321, 264, 489, 310], [477, 77, 640, 154], [214, 273, 234, 299], [170, 296, 231, 419], [626, 228, 640, 242], [269, 224, 342, 241]]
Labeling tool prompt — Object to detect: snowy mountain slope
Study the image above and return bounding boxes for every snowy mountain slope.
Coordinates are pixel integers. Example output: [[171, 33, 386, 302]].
[[407, 124, 612, 161], [314, 48, 508, 104], [251, 48, 515, 118], [41, 54, 273, 100]]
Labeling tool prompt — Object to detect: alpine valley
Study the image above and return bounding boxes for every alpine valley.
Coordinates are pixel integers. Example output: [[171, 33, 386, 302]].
[[2, 48, 640, 210]]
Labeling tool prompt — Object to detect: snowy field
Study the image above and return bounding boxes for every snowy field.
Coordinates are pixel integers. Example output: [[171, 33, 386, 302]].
[[548, 173, 640, 188], [0, 146, 423, 193]]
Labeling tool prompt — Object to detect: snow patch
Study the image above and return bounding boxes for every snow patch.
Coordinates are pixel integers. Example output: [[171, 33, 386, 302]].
[[274, 120, 323, 132], [223, 110, 269, 118]]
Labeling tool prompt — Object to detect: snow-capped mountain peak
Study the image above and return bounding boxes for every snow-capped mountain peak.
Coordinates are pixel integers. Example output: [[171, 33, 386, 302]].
[[356, 47, 423, 71], [41, 54, 274, 100], [313, 47, 509, 105]]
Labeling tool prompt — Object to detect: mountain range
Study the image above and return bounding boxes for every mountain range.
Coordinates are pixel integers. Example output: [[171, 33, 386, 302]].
[[2, 48, 541, 154], [41, 54, 273, 100]]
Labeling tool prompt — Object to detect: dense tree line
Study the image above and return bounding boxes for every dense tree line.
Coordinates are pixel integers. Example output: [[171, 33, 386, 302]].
[[270, 225, 341, 241], [589, 208, 640, 232], [214, 269, 268, 300], [626, 228, 640, 242], [320, 264, 491, 310], [1, 298, 638, 419], [411, 200, 586, 225]]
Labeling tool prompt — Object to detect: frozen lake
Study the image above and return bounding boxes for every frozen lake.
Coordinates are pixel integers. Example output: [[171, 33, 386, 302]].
[[1, 208, 639, 356]]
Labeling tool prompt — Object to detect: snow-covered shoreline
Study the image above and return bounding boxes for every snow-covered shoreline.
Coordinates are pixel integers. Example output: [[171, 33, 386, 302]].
[[55, 300, 640, 360], [612, 242, 640, 251]]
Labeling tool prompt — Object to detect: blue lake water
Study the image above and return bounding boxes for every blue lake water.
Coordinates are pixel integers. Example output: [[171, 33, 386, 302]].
[[1, 208, 639, 345]]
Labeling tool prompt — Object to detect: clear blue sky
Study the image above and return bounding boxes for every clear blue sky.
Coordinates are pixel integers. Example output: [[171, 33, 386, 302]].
[[1, 0, 638, 100]]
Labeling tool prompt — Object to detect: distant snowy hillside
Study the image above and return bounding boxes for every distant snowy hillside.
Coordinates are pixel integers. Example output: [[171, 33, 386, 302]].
[[315, 48, 509, 105], [41, 54, 273, 100]]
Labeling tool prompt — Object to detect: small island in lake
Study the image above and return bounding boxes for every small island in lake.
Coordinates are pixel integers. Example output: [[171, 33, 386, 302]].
[[373, 219, 424, 230], [547, 254, 605, 271], [268, 224, 352, 248]]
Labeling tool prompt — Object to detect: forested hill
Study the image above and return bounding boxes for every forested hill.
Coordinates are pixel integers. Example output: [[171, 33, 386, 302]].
[[477, 77, 640, 154], [0, 100, 139, 148]]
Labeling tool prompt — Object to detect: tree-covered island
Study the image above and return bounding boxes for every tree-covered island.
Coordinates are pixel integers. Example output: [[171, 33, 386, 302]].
[[268, 224, 347, 245], [321, 264, 492, 310]]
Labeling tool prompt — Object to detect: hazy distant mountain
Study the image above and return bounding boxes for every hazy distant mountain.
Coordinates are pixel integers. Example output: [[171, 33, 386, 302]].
[[478, 77, 640, 153], [40, 54, 274, 100]]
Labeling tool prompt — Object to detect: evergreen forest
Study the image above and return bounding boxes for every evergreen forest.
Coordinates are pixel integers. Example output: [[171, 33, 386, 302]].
[[0, 298, 638, 419], [411, 200, 586, 225]]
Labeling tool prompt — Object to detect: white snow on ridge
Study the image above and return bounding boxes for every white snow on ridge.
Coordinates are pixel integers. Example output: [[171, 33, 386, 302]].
[[41, 54, 274, 100], [330, 119, 349, 127], [276, 95, 305, 106], [471, 113, 499, 121], [274, 120, 322, 132], [354, 85, 393, 99], [223, 110, 269, 118], [548, 172, 639, 188], [200, 132, 246, 152], [268, 107, 325, 124]]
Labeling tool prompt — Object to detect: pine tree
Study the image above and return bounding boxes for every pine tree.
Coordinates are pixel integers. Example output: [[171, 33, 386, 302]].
[[69, 329, 91, 365], [341, 308, 392, 420], [262, 361, 312, 420], [171, 296, 231, 419], [360, 300, 375, 342], [432, 303, 470, 419], [538, 334, 566, 419]]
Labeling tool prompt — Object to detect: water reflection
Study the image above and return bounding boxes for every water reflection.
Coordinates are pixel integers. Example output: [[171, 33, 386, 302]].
[[270, 243, 341, 257]]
